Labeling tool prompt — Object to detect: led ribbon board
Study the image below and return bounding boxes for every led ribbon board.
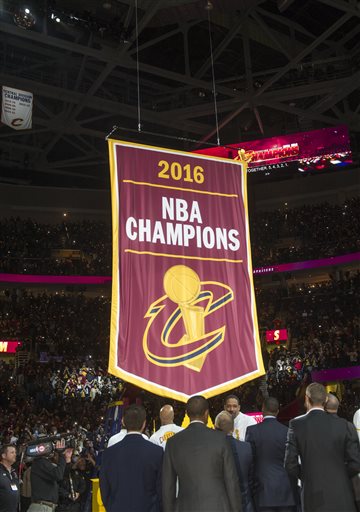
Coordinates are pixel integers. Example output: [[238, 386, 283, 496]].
[[108, 140, 264, 402]]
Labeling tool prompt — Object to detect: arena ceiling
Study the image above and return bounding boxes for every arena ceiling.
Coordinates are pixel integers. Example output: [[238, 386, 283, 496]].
[[0, 0, 359, 188]]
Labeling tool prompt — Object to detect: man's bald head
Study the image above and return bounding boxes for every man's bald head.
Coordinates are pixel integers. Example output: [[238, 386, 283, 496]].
[[325, 393, 339, 414], [215, 411, 234, 435], [160, 405, 175, 425]]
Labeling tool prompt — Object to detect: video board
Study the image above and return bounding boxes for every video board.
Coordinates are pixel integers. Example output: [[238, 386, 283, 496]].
[[195, 125, 352, 179]]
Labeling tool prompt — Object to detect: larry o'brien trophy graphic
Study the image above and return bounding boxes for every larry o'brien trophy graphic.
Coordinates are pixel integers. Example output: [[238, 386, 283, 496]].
[[143, 265, 234, 372]]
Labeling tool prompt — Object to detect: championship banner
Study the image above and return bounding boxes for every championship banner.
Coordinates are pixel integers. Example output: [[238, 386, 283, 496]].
[[108, 140, 264, 402], [1, 86, 33, 130]]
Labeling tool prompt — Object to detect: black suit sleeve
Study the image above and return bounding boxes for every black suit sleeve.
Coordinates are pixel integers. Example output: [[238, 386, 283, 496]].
[[248, 448, 255, 497], [162, 441, 177, 512], [345, 421, 360, 477], [99, 451, 110, 510], [223, 440, 243, 512], [284, 421, 300, 480], [245, 427, 256, 458], [156, 449, 163, 512], [245, 428, 257, 497]]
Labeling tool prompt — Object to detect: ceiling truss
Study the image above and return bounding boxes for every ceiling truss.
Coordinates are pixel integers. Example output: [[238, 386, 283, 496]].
[[0, 0, 358, 187]]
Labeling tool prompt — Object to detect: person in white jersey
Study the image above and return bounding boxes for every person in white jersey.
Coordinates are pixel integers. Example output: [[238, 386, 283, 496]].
[[224, 394, 256, 441], [150, 405, 183, 449]]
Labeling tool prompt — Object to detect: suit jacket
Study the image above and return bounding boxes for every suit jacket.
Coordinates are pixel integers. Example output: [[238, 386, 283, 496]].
[[246, 417, 296, 509], [228, 436, 255, 512], [163, 421, 242, 512], [285, 409, 360, 512], [100, 433, 163, 512]]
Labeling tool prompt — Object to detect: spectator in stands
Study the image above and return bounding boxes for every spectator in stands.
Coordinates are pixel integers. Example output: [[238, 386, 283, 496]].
[[0, 197, 358, 274]]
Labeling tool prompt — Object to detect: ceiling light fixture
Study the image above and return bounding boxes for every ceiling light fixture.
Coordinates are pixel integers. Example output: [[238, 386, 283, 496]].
[[13, 8, 36, 29]]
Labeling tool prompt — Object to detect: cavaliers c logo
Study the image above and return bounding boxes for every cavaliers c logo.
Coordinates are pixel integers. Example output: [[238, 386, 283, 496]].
[[142, 265, 234, 372]]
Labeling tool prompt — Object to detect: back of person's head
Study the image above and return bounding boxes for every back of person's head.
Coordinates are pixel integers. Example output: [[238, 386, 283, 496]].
[[160, 405, 174, 425], [262, 397, 279, 416], [186, 396, 209, 421], [305, 383, 327, 407], [325, 393, 339, 414], [123, 405, 146, 432], [214, 411, 234, 434]]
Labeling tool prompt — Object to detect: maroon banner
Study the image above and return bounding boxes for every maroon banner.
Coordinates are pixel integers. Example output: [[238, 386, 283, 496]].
[[108, 140, 264, 401]]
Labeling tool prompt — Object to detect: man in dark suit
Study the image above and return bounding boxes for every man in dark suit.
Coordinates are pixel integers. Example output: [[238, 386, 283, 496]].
[[100, 404, 163, 512], [163, 395, 242, 512], [245, 397, 297, 512], [215, 410, 255, 512], [285, 382, 360, 512], [325, 392, 360, 512]]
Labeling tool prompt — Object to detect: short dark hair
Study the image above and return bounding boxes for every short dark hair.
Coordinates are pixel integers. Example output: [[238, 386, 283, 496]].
[[306, 383, 327, 406], [123, 405, 146, 431], [224, 394, 240, 405], [186, 396, 208, 420], [0, 444, 16, 459], [262, 397, 279, 415]]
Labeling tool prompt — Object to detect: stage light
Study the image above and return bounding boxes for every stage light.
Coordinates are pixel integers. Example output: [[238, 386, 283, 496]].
[[13, 8, 36, 29], [50, 13, 61, 22]]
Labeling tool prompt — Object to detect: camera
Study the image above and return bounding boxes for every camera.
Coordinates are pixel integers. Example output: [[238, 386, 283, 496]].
[[24, 433, 76, 458]]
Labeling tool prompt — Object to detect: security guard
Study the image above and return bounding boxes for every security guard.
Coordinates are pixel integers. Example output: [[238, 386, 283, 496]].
[[0, 444, 19, 512]]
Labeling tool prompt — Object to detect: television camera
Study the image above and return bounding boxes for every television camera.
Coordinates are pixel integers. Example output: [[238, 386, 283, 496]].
[[24, 433, 76, 458]]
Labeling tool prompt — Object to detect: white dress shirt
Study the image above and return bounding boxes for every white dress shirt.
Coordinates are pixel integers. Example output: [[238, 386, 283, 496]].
[[107, 429, 149, 447]]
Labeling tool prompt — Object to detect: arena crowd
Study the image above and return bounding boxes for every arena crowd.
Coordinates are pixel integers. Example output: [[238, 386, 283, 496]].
[[0, 195, 359, 512], [0, 197, 359, 274]]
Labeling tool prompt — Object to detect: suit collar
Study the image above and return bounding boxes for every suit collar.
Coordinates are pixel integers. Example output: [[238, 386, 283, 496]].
[[307, 408, 325, 415], [188, 421, 206, 429]]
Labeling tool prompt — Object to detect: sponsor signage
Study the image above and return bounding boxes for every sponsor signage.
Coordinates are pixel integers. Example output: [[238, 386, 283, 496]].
[[0, 341, 22, 353], [266, 329, 288, 343]]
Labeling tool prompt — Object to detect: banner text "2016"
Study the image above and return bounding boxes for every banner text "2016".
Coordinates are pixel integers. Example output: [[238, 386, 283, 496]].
[[158, 160, 205, 184]]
